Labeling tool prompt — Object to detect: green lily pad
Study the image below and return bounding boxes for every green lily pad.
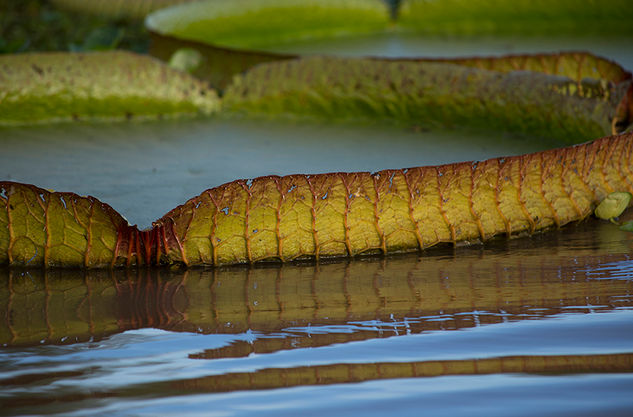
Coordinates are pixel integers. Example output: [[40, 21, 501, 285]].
[[145, 0, 633, 92], [398, 0, 633, 36], [223, 56, 630, 143], [146, 0, 391, 50], [0, 51, 220, 125]]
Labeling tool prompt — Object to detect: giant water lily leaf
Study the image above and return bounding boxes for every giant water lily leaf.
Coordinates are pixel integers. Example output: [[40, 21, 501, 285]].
[[145, 0, 391, 88], [0, 51, 220, 125], [398, 0, 633, 36], [0, 182, 129, 268], [2, 133, 632, 268], [145, 0, 633, 89], [50, 0, 195, 20], [400, 52, 632, 85], [146, 0, 391, 50], [223, 56, 632, 142]]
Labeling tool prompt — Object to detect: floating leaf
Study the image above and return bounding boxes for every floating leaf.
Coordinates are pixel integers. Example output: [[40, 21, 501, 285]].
[[594, 192, 632, 220], [0, 182, 128, 268], [2, 132, 632, 268], [145, 0, 633, 90], [146, 0, 391, 50], [403, 52, 632, 86], [0, 51, 220, 125], [398, 0, 633, 36], [223, 56, 631, 142]]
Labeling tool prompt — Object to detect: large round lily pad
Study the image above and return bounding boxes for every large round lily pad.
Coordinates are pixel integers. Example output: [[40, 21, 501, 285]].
[[146, 0, 633, 89], [0, 51, 220, 125]]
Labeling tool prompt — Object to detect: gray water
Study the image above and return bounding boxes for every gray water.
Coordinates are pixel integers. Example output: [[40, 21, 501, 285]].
[[262, 32, 633, 71], [0, 119, 552, 229]]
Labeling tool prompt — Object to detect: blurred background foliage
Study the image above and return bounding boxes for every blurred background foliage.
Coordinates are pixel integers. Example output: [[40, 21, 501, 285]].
[[1, 0, 402, 54], [0, 0, 150, 53]]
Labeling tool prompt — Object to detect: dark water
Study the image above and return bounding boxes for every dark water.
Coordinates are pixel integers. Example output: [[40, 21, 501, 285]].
[[1, 217, 633, 416]]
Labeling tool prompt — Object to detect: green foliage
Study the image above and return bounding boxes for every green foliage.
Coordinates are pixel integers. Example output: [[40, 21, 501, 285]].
[[69, 26, 124, 52], [223, 56, 628, 143], [50, 0, 194, 20], [397, 0, 633, 36], [0, 51, 220, 125], [0, 0, 149, 54]]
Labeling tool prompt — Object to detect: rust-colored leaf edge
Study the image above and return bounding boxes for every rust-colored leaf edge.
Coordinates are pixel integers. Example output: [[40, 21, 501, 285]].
[[2, 132, 632, 269]]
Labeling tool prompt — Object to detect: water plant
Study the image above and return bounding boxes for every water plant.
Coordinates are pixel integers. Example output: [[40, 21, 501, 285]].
[[2, 132, 632, 268], [2, 0, 633, 269], [0, 51, 219, 125]]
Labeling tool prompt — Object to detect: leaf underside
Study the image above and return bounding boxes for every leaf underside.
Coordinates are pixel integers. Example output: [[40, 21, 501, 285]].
[[2, 132, 632, 268], [2, 2, 633, 269]]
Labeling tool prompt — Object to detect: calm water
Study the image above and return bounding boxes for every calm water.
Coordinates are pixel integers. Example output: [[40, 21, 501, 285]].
[[0, 119, 555, 229], [1, 219, 633, 415], [2, 33, 633, 416], [261, 32, 633, 71]]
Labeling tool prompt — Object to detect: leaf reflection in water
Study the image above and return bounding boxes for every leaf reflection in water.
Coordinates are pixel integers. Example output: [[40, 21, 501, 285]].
[[0, 218, 632, 415], [1, 219, 632, 349]]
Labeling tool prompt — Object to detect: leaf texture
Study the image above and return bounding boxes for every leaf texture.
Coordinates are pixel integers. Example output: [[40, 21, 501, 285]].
[[394, 52, 632, 85], [0, 51, 220, 125], [398, 0, 633, 36], [0, 183, 130, 268], [2, 132, 632, 268], [223, 56, 632, 142], [156, 132, 633, 266]]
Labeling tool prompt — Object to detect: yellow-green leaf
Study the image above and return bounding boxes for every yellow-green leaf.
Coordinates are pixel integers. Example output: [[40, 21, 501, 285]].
[[0, 51, 220, 125], [595, 192, 633, 220]]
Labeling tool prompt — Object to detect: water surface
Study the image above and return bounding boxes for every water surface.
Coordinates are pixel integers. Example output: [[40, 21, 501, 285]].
[[1, 217, 632, 415], [262, 32, 633, 71], [0, 119, 554, 228], [2, 32, 633, 416]]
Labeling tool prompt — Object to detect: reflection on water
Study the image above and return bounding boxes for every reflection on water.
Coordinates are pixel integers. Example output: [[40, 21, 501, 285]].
[[2, 220, 632, 348], [1, 217, 632, 415]]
